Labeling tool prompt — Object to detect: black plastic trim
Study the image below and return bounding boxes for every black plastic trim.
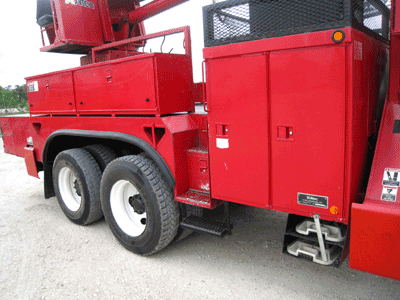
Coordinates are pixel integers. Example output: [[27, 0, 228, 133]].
[[393, 120, 400, 133], [43, 130, 175, 198]]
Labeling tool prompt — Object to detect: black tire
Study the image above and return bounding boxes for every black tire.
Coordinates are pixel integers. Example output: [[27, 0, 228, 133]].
[[100, 155, 179, 255], [53, 148, 103, 225], [84, 144, 118, 171]]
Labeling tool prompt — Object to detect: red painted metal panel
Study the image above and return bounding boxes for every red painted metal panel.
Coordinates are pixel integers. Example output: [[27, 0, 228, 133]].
[[162, 114, 198, 134], [342, 33, 365, 222], [0, 117, 13, 135], [1, 117, 16, 155], [192, 83, 203, 104], [350, 202, 400, 281], [11, 119, 31, 158], [388, 37, 400, 107], [80, 50, 141, 65], [395, 0, 400, 34], [189, 114, 208, 148], [74, 55, 157, 114], [341, 31, 389, 221], [97, 0, 114, 43], [154, 55, 194, 115], [171, 131, 198, 195], [187, 148, 210, 193], [162, 115, 198, 196], [207, 53, 269, 208], [354, 31, 389, 138], [0, 117, 31, 157], [366, 103, 400, 203], [55, 0, 103, 45], [2, 135, 16, 156], [270, 46, 347, 219], [28, 116, 166, 162], [24, 147, 39, 179], [203, 28, 353, 60], [27, 72, 76, 114]]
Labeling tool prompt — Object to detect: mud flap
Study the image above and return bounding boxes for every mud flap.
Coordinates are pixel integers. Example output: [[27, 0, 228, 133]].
[[350, 202, 400, 281], [24, 147, 39, 178]]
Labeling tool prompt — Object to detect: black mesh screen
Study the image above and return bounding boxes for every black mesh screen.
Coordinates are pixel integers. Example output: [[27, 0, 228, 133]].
[[203, 0, 391, 47]]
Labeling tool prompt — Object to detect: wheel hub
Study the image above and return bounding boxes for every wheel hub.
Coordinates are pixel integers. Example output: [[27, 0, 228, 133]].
[[129, 195, 145, 215], [58, 167, 82, 212], [110, 180, 147, 237], [74, 180, 82, 197]]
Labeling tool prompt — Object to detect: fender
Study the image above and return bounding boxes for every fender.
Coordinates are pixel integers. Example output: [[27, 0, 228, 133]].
[[43, 129, 175, 198]]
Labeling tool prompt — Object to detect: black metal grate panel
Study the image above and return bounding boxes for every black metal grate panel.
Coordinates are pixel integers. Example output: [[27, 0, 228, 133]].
[[203, 0, 391, 47]]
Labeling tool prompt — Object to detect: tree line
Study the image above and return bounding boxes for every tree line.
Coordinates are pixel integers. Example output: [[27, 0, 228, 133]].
[[0, 85, 28, 112]]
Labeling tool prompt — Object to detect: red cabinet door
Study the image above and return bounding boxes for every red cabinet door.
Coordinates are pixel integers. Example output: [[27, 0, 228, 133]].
[[270, 46, 346, 218], [207, 54, 270, 208], [74, 57, 157, 114], [27, 72, 76, 114]]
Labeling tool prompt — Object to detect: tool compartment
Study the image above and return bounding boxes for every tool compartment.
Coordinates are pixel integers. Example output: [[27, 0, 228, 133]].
[[26, 53, 194, 116]]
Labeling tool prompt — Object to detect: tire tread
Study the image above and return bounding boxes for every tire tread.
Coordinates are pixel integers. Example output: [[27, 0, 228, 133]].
[[110, 154, 179, 255], [84, 144, 118, 171], [54, 148, 103, 225]]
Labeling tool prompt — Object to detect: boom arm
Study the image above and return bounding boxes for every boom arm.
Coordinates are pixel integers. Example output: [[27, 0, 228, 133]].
[[128, 0, 189, 24]]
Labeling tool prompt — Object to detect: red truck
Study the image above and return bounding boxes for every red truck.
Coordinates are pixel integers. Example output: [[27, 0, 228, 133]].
[[1, 0, 399, 281]]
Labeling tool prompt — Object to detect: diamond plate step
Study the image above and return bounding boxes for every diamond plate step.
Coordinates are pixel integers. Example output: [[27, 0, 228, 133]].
[[180, 215, 230, 238], [175, 190, 222, 209]]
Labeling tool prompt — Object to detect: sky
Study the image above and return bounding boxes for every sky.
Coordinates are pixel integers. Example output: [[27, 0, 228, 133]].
[[0, 0, 215, 88]]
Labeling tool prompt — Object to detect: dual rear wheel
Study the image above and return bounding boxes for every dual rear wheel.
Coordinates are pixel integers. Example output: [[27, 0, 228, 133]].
[[52, 146, 179, 255]]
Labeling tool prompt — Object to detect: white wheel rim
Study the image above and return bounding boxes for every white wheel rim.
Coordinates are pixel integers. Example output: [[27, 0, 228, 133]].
[[110, 180, 147, 237], [58, 167, 82, 212]]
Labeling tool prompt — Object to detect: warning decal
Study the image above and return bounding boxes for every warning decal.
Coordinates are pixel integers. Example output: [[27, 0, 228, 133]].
[[381, 186, 398, 202], [354, 41, 363, 61], [298, 193, 328, 209], [27, 81, 39, 93], [382, 168, 400, 187]]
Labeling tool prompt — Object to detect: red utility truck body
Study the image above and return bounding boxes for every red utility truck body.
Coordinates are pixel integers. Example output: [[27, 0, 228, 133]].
[[1, 0, 400, 281]]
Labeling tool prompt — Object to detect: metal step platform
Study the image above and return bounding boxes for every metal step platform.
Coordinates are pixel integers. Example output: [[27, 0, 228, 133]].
[[283, 214, 348, 267], [287, 240, 342, 266], [180, 201, 232, 238], [175, 190, 222, 209], [180, 215, 230, 238], [296, 220, 346, 243]]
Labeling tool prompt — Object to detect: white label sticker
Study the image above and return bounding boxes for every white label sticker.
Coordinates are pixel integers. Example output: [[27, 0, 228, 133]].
[[354, 41, 362, 61], [216, 138, 229, 149], [27, 81, 39, 92], [381, 186, 397, 202], [382, 168, 400, 187]]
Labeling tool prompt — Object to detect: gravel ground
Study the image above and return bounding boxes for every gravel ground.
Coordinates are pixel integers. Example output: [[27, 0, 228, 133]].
[[0, 109, 26, 115], [0, 138, 400, 300]]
